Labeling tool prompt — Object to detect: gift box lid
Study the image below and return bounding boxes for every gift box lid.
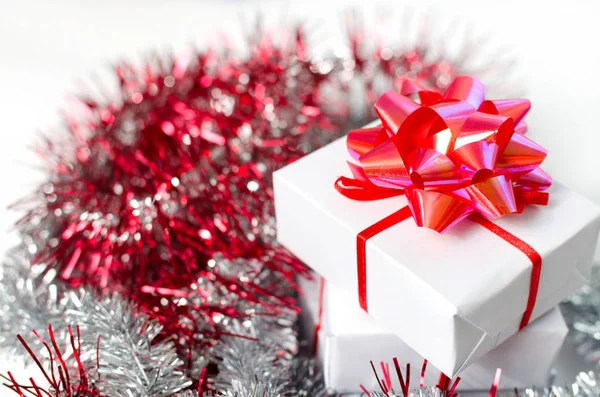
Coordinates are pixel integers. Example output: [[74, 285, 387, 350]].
[[275, 135, 600, 376]]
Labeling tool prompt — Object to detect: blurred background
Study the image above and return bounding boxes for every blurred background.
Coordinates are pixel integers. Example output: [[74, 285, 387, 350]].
[[2, 1, 600, 252], [0, 0, 599, 388]]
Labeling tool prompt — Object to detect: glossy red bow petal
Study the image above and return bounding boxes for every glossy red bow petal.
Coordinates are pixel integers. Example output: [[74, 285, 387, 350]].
[[448, 141, 499, 182], [406, 188, 474, 233], [495, 133, 548, 176], [442, 76, 486, 109], [465, 175, 518, 219], [408, 148, 463, 190], [398, 77, 443, 106], [347, 161, 371, 183], [402, 107, 451, 156], [347, 127, 389, 159], [516, 167, 552, 191], [359, 139, 411, 188], [455, 112, 514, 152], [479, 99, 531, 126], [429, 101, 476, 141], [374, 92, 420, 135]]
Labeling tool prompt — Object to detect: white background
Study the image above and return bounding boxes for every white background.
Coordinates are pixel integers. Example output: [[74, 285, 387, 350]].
[[0, 0, 599, 385]]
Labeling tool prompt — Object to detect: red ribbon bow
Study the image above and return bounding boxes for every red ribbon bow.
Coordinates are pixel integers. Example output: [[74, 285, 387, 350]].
[[336, 76, 551, 232], [335, 76, 551, 329]]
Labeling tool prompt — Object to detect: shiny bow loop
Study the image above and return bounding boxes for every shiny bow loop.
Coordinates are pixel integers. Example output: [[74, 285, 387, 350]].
[[338, 76, 551, 233]]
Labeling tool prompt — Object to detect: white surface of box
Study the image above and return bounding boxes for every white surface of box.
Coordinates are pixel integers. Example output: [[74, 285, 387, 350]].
[[299, 276, 568, 393], [275, 136, 600, 376]]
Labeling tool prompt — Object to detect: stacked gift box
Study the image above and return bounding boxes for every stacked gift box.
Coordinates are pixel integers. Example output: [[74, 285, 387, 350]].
[[274, 77, 600, 393], [299, 275, 567, 392]]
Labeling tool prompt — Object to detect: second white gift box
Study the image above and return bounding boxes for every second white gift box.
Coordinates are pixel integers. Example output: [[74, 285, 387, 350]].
[[299, 276, 568, 393], [275, 135, 600, 376]]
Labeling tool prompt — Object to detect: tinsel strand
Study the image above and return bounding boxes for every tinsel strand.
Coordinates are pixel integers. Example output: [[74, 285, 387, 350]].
[[65, 292, 192, 397], [3, 325, 101, 397]]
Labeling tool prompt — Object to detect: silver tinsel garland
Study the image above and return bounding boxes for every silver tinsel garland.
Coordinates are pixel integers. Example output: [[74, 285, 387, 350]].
[[500, 371, 600, 397], [0, 247, 193, 396], [7, 250, 600, 397], [365, 372, 600, 397], [288, 358, 329, 397], [0, 249, 67, 360], [561, 267, 600, 364], [0, 247, 324, 396], [214, 325, 289, 397], [185, 255, 304, 395], [5, 245, 600, 397], [66, 293, 192, 396]]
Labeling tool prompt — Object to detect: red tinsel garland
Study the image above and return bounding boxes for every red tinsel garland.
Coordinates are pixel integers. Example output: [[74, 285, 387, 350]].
[[11, 18, 468, 385]]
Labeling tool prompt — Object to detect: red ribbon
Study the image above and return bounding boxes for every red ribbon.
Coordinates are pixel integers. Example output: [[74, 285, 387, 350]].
[[356, 206, 412, 312], [469, 213, 542, 330], [338, 76, 551, 328], [355, 206, 541, 329]]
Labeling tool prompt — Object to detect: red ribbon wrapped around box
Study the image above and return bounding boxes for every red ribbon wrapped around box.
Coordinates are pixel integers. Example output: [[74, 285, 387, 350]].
[[275, 74, 600, 376], [334, 76, 551, 329]]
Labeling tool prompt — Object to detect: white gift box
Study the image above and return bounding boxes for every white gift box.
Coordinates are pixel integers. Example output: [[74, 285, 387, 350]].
[[299, 276, 568, 393], [275, 135, 600, 377]]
